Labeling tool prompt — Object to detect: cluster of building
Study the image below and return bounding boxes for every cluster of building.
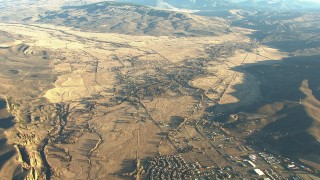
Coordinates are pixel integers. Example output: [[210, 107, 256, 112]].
[[259, 152, 280, 164], [143, 155, 246, 179], [264, 168, 282, 179], [205, 41, 258, 60], [143, 155, 200, 179]]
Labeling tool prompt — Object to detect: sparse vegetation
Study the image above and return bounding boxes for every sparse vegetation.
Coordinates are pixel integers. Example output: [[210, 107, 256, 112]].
[[0, 0, 319, 179]]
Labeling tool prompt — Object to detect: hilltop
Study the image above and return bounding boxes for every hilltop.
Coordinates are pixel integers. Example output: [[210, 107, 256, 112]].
[[36, 1, 229, 36]]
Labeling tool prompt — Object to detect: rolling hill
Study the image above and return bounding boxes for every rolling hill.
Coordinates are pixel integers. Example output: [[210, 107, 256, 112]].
[[37, 1, 230, 36]]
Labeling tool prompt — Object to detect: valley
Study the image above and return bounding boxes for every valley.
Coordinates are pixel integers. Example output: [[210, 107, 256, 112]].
[[0, 1, 319, 179]]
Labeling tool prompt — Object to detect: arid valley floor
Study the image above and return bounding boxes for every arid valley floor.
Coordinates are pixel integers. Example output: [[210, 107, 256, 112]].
[[0, 1, 320, 180]]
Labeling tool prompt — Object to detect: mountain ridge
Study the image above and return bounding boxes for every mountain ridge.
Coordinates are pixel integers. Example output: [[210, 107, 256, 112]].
[[115, 0, 320, 11], [36, 1, 230, 36]]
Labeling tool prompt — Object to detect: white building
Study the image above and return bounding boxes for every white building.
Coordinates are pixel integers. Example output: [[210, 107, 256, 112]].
[[254, 169, 265, 176], [244, 160, 256, 168], [249, 154, 257, 161]]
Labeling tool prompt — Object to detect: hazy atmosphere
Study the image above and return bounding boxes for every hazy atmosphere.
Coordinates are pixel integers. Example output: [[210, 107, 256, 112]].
[[0, 0, 319, 179]]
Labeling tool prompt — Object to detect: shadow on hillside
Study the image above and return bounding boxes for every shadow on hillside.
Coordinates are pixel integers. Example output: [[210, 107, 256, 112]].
[[206, 55, 320, 156]]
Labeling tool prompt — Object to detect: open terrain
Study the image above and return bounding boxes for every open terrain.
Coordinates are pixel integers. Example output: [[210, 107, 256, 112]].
[[0, 22, 274, 179], [0, 0, 319, 179]]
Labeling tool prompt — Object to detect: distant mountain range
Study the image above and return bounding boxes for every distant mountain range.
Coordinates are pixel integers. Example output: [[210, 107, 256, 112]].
[[115, 0, 320, 11], [1, 0, 319, 14], [115, 0, 236, 10], [37, 1, 230, 36]]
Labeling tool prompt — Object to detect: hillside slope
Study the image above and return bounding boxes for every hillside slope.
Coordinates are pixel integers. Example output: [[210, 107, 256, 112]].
[[37, 1, 230, 36]]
